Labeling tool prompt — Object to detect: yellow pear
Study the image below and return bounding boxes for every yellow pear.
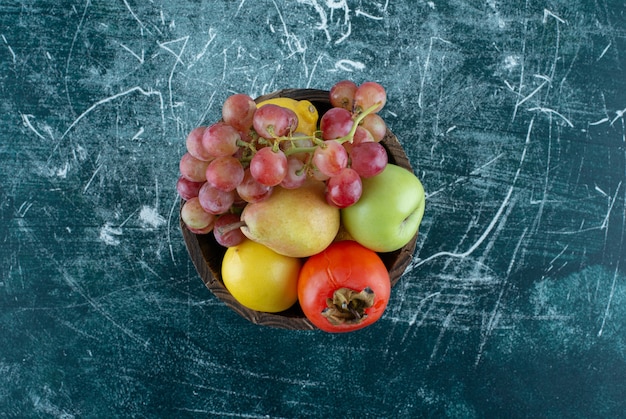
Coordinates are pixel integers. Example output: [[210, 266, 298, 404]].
[[240, 180, 340, 258]]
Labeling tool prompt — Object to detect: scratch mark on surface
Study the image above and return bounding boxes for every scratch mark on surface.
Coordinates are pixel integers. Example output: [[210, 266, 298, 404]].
[[167, 193, 180, 263], [418, 37, 452, 109], [192, 28, 217, 64], [159, 37, 189, 116], [542, 9, 566, 24], [119, 42, 144, 63], [17, 201, 34, 218], [83, 164, 102, 193], [60, 87, 165, 140], [600, 181, 622, 229], [597, 42, 611, 61], [513, 80, 548, 119], [610, 107, 626, 126], [65, 0, 91, 116], [355, 9, 383, 20], [131, 127, 144, 141], [589, 117, 609, 126], [235, 0, 247, 17], [20, 114, 48, 140], [122, 0, 161, 35], [333, 59, 365, 72], [416, 119, 534, 268], [528, 106, 574, 127], [1, 34, 16, 63], [426, 152, 504, 199], [62, 271, 149, 347], [298, 0, 331, 42], [598, 265, 620, 337], [306, 53, 325, 87]]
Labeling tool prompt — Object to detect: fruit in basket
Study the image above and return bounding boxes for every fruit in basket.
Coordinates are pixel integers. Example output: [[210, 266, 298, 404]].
[[240, 179, 340, 258], [297, 240, 391, 333], [179, 83, 425, 330], [341, 164, 425, 253], [222, 239, 301, 313]]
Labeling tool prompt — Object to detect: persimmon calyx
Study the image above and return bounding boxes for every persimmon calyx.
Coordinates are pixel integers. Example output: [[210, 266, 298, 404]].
[[322, 287, 375, 326]]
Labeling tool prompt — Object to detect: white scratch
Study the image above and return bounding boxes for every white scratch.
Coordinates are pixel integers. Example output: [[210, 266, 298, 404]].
[[131, 127, 144, 141], [543, 9, 566, 24], [56, 161, 70, 178], [598, 265, 620, 337], [167, 193, 180, 263], [1, 34, 16, 63], [62, 271, 149, 347], [595, 185, 609, 198], [60, 87, 165, 140], [600, 181, 622, 229], [610, 107, 626, 126], [355, 9, 383, 20], [417, 37, 452, 109], [20, 114, 48, 140], [528, 106, 574, 127], [83, 164, 103, 193], [235, 0, 247, 17], [65, 0, 91, 115], [416, 119, 534, 268], [597, 42, 611, 61], [589, 117, 609, 126], [17, 201, 34, 218], [119, 42, 144, 63], [159, 37, 189, 116], [513, 80, 548, 118], [333, 59, 365, 72], [193, 28, 217, 63]]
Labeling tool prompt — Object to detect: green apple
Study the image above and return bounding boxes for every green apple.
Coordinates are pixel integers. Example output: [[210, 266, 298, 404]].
[[341, 164, 425, 252]]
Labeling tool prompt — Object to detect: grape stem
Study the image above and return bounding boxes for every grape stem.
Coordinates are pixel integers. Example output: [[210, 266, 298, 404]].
[[335, 101, 382, 145]]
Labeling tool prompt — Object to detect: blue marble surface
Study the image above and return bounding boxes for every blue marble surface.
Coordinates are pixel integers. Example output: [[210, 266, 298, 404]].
[[1, 0, 625, 416]]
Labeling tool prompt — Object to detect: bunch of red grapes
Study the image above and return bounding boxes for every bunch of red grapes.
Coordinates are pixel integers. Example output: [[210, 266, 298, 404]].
[[177, 80, 389, 246]]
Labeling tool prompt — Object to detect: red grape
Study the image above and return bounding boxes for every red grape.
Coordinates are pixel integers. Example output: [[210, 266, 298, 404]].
[[325, 168, 362, 208], [319, 107, 354, 140], [179, 152, 210, 182], [202, 122, 241, 158], [198, 182, 235, 215], [312, 140, 348, 177], [176, 176, 204, 200], [280, 157, 307, 189], [222, 93, 257, 132], [249, 147, 288, 186], [213, 213, 246, 247], [349, 141, 388, 178], [185, 126, 213, 161], [360, 113, 387, 142], [353, 81, 387, 114], [205, 156, 245, 192], [237, 169, 273, 203], [181, 197, 216, 231], [253, 104, 298, 138], [330, 80, 357, 111]]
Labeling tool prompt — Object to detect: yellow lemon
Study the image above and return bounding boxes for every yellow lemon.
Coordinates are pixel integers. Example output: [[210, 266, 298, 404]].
[[256, 97, 318, 136], [221, 239, 301, 313]]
